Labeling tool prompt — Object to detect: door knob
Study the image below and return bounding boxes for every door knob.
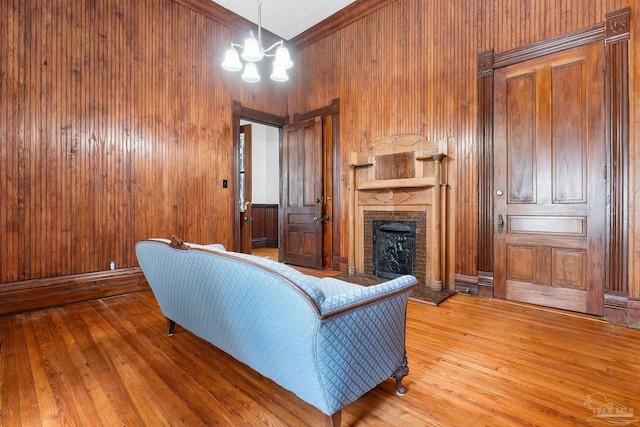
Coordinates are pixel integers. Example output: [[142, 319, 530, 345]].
[[496, 214, 504, 234]]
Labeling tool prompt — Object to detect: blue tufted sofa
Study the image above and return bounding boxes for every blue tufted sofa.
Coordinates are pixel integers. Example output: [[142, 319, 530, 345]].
[[135, 237, 418, 426]]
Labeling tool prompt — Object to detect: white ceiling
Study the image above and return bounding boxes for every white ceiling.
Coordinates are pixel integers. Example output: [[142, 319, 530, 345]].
[[211, 0, 357, 41]]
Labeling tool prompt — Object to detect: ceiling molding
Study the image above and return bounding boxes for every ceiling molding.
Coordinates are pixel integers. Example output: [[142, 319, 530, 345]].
[[172, 0, 281, 44], [173, 0, 397, 52], [289, 0, 398, 50]]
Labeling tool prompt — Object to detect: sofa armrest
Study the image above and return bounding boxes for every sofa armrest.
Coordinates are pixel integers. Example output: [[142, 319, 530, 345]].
[[314, 274, 417, 414], [318, 275, 417, 319]]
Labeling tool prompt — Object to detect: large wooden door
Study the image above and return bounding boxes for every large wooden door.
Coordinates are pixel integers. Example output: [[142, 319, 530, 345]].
[[280, 117, 323, 269], [493, 42, 606, 315], [239, 124, 252, 254]]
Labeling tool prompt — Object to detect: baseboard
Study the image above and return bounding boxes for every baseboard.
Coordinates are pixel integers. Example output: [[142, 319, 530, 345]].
[[455, 274, 479, 296], [477, 270, 495, 298], [251, 238, 278, 249], [332, 255, 349, 272], [0, 268, 149, 316], [627, 298, 640, 329]]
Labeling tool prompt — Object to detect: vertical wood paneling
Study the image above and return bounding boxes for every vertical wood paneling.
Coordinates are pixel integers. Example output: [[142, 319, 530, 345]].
[[0, 0, 286, 284], [288, 0, 630, 282], [290, 0, 479, 277], [1, 0, 636, 297], [631, 0, 640, 301]]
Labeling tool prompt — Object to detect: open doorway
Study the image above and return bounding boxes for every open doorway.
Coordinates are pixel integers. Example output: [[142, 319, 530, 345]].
[[239, 120, 280, 254], [231, 99, 342, 271]]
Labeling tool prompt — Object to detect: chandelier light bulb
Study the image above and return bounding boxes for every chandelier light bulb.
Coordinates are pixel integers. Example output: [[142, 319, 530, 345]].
[[221, 47, 242, 71], [270, 65, 289, 82], [241, 62, 261, 83], [273, 46, 293, 70], [241, 33, 263, 62]]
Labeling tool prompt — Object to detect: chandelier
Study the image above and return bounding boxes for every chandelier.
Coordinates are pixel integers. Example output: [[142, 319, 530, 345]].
[[221, 0, 293, 83]]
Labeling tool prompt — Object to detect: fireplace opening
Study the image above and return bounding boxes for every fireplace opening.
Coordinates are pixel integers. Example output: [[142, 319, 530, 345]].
[[373, 220, 417, 280]]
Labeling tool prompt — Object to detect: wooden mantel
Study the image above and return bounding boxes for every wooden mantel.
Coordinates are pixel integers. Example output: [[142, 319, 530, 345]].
[[347, 134, 455, 290]]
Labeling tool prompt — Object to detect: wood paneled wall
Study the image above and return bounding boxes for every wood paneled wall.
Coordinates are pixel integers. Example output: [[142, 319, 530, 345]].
[[0, 0, 286, 284], [251, 204, 278, 249], [287, 0, 634, 293], [630, 0, 640, 316], [1, 0, 638, 307]]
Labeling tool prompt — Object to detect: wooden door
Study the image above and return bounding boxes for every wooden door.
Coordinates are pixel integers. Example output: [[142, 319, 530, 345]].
[[239, 124, 252, 254], [280, 117, 323, 269], [493, 42, 606, 315]]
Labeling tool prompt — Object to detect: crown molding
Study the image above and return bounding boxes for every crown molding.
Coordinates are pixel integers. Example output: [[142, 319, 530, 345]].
[[173, 0, 398, 51], [172, 0, 282, 44], [289, 0, 397, 50]]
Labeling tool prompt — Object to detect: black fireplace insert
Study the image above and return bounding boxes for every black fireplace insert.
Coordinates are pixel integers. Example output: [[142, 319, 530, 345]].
[[373, 220, 417, 279]]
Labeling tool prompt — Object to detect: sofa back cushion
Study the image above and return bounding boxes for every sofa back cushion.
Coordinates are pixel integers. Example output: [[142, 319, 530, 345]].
[[202, 249, 327, 306]]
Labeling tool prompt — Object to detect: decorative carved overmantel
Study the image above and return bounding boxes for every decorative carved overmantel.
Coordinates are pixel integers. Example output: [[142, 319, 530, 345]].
[[347, 134, 453, 290]]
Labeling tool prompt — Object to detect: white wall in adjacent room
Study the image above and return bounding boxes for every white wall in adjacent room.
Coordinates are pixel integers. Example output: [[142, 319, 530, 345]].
[[244, 121, 280, 204]]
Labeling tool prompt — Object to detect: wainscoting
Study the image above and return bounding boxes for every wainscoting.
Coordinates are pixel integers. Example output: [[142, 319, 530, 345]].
[[251, 204, 278, 249]]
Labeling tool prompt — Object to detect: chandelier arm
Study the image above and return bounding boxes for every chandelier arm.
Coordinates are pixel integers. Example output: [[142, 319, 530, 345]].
[[262, 40, 284, 56]]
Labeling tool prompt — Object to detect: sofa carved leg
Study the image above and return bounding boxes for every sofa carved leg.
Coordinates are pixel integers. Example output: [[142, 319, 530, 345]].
[[392, 356, 409, 396], [325, 410, 342, 427], [166, 318, 176, 336]]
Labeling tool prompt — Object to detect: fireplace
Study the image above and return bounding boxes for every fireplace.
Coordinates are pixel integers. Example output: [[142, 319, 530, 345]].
[[364, 211, 426, 288], [347, 134, 451, 290], [373, 220, 416, 279]]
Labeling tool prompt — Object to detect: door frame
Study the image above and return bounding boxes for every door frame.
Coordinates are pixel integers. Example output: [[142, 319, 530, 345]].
[[232, 100, 342, 268], [474, 9, 630, 321], [231, 101, 286, 252]]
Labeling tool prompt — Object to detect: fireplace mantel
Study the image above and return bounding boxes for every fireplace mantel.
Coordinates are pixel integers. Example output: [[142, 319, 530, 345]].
[[356, 176, 438, 190], [347, 134, 453, 290]]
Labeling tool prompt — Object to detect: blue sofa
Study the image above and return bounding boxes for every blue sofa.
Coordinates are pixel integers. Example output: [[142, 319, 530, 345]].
[[135, 237, 418, 426]]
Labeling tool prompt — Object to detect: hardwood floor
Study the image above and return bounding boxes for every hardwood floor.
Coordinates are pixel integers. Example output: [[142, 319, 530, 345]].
[[2, 286, 640, 425]]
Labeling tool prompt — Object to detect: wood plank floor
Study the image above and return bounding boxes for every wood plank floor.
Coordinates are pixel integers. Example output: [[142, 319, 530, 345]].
[[2, 289, 640, 426]]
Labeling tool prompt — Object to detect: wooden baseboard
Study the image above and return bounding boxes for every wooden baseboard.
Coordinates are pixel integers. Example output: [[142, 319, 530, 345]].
[[251, 238, 278, 249], [332, 255, 349, 272], [455, 274, 479, 296], [627, 298, 640, 329], [603, 291, 628, 325], [0, 268, 149, 316], [477, 270, 495, 298]]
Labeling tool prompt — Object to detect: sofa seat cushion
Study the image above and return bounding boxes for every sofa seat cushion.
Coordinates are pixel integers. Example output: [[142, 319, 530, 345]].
[[197, 248, 327, 307], [315, 277, 364, 298]]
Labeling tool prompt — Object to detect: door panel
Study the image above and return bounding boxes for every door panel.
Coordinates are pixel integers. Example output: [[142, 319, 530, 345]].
[[280, 117, 323, 269], [494, 42, 606, 315]]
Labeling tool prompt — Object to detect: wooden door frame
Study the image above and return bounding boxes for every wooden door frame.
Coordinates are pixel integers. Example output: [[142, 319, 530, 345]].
[[231, 101, 286, 252], [231, 99, 341, 270], [473, 8, 630, 323]]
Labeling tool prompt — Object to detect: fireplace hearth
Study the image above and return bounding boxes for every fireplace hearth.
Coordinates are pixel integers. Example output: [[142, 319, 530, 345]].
[[373, 220, 416, 279]]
